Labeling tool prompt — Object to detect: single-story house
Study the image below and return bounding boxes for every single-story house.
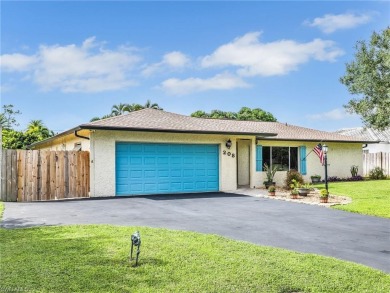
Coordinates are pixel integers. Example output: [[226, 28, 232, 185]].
[[30, 109, 368, 197], [336, 127, 388, 153]]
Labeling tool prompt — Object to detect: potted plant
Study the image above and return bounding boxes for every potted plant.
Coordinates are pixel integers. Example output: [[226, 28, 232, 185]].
[[263, 163, 277, 189], [290, 189, 299, 199], [310, 175, 321, 184], [298, 182, 311, 196], [268, 185, 276, 196], [320, 189, 329, 203], [290, 179, 299, 199]]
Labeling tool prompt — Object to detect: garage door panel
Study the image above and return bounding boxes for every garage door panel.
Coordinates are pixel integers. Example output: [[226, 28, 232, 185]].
[[129, 144, 143, 152], [116, 143, 219, 195], [157, 169, 169, 178]]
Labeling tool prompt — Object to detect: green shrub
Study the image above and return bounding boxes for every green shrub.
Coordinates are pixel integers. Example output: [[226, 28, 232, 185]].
[[285, 170, 304, 189], [369, 167, 386, 180]]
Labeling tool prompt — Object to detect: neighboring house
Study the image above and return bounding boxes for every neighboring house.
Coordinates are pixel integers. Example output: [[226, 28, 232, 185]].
[[30, 109, 368, 197], [336, 127, 389, 153]]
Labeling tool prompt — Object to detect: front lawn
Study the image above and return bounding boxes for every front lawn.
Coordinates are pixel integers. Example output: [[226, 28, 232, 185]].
[[318, 180, 390, 218], [1, 225, 389, 292]]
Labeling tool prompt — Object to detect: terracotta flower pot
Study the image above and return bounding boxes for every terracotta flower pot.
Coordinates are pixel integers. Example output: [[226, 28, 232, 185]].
[[291, 193, 299, 199], [268, 192, 276, 196], [320, 197, 328, 203]]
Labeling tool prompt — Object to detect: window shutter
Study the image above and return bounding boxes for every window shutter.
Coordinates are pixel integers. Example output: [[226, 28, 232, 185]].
[[300, 146, 307, 175], [256, 145, 263, 171]]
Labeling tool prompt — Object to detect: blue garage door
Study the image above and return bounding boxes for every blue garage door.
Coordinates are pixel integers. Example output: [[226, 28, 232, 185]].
[[116, 143, 219, 195]]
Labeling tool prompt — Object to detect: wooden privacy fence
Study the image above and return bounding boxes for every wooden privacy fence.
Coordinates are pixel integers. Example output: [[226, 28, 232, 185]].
[[1, 150, 90, 202], [363, 152, 390, 176]]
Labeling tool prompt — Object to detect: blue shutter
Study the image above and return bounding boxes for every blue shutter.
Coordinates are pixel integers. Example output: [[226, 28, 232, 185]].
[[256, 145, 263, 171], [300, 146, 307, 175]]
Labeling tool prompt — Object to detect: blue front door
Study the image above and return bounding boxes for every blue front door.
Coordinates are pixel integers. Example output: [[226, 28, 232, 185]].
[[115, 143, 219, 195]]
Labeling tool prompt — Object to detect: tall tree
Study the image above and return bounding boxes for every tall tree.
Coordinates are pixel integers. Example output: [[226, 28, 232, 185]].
[[340, 27, 390, 130]]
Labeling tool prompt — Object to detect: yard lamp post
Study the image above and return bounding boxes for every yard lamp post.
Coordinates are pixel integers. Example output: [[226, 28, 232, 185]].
[[323, 144, 329, 195]]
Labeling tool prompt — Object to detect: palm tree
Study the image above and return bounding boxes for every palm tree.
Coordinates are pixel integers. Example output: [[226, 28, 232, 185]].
[[144, 100, 163, 110], [128, 103, 144, 112], [111, 103, 131, 116], [26, 120, 51, 139]]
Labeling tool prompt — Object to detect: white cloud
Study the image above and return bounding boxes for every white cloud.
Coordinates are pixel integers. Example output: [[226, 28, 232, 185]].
[[161, 72, 250, 95], [307, 108, 350, 121], [163, 51, 190, 68], [304, 12, 373, 34], [200, 32, 343, 77], [0, 37, 141, 93], [142, 51, 190, 76], [0, 53, 38, 71]]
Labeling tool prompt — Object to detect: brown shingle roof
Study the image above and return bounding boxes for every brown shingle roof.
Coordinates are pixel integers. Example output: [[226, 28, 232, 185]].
[[80, 109, 368, 142]]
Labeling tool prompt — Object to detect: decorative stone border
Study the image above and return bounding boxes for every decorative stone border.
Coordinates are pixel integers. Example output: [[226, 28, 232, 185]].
[[231, 188, 352, 208]]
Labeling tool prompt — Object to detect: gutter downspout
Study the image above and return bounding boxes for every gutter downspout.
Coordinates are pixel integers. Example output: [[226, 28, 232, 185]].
[[75, 129, 90, 140]]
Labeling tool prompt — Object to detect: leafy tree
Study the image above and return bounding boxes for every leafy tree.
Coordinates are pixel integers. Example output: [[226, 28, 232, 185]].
[[0, 104, 21, 129], [191, 107, 277, 122], [191, 110, 209, 118], [1, 129, 25, 149], [340, 27, 390, 130], [237, 107, 277, 122], [2, 119, 53, 149], [2, 129, 45, 149]]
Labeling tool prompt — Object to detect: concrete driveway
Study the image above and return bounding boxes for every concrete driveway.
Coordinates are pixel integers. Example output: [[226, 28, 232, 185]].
[[2, 193, 389, 273]]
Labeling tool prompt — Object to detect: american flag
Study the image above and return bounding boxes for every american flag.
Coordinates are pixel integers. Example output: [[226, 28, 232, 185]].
[[313, 143, 324, 165]]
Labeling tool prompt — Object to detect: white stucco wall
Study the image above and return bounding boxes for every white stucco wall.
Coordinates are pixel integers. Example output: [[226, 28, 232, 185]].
[[365, 142, 390, 153], [90, 130, 253, 197], [254, 140, 363, 187]]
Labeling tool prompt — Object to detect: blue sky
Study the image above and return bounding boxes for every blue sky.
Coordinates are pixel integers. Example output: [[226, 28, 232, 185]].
[[1, 1, 389, 133]]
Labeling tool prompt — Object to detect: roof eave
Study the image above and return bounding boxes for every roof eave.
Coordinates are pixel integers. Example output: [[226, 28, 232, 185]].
[[79, 124, 278, 137]]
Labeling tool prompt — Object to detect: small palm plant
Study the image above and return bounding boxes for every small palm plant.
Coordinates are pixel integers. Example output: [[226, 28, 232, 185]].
[[263, 163, 278, 189]]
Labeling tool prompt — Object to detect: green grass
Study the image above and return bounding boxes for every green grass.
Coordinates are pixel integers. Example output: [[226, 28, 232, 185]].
[[318, 180, 390, 218], [1, 225, 389, 292]]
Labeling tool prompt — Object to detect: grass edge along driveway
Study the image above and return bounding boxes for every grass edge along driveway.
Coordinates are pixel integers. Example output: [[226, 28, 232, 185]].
[[1, 224, 389, 293], [318, 180, 390, 218]]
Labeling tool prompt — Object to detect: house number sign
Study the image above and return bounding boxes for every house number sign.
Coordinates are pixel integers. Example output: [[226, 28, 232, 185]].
[[222, 150, 235, 158]]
